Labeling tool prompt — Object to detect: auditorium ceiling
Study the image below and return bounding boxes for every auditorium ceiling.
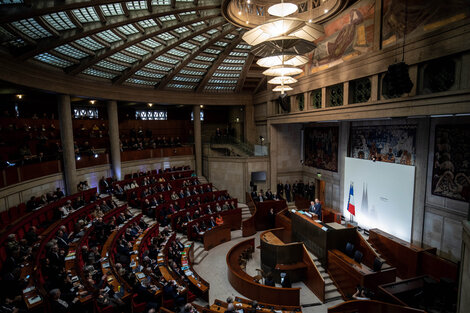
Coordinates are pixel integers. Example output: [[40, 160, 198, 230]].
[[0, 0, 348, 94]]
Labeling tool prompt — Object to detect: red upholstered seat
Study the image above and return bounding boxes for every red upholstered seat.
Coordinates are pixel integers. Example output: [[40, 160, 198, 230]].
[[94, 301, 115, 313], [131, 294, 147, 313]]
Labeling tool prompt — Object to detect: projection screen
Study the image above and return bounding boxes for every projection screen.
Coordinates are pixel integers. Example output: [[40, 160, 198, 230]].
[[343, 157, 415, 242]]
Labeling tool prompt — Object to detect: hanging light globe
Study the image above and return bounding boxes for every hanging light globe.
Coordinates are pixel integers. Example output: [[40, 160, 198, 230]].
[[268, 3, 298, 17], [273, 85, 293, 92], [268, 76, 298, 84], [263, 65, 303, 76], [257, 54, 308, 68]]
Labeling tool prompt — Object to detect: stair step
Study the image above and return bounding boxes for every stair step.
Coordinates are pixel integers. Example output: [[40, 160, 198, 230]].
[[325, 284, 337, 292], [193, 250, 208, 264], [325, 294, 343, 303], [324, 278, 333, 285], [325, 290, 342, 298]]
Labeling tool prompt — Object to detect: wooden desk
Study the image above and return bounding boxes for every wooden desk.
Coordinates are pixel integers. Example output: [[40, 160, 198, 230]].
[[203, 225, 231, 250], [262, 231, 284, 245], [182, 243, 209, 301], [328, 249, 396, 297], [260, 228, 325, 302], [226, 238, 301, 306], [291, 211, 355, 266]]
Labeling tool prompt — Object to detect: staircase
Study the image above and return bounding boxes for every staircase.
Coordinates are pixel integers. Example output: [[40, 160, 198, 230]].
[[239, 203, 252, 221], [308, 252, 343, 303]]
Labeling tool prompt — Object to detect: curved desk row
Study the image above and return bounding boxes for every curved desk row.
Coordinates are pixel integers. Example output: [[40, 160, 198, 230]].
[[226, 238, 301, 306]]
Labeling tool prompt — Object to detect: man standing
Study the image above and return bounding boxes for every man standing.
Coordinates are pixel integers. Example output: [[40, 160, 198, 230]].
[[284, 182, 291, 202], [313, 198, 322, 220]]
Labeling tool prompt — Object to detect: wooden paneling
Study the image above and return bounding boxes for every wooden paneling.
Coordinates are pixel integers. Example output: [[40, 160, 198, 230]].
[[5, 166, 19, 185], [203, 225, 231, 250], [226, 238, 301, 306], [20, 160, 61, 181], [75, 154, 108, 169], [418, 251, 459, 282]]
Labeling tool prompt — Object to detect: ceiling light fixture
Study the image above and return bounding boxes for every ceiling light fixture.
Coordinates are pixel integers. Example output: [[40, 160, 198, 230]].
[[273, 85, 293, 92], [268, 76, 298, 85], [263, 65, 303, 76], [268, 2, 298, 18], [257, 54, 308, 68]]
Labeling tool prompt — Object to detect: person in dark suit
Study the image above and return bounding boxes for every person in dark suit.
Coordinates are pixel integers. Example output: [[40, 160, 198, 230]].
[[49, 288, 80, 313], [281, 273, 292, 288], [313, 198, 322, 220], [284, 182, 291, 202], [264, 272, 275, 287]]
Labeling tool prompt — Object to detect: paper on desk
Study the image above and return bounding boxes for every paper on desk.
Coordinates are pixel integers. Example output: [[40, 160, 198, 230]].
[[27, 296, 41, 305], [23, 286, 35, 293]]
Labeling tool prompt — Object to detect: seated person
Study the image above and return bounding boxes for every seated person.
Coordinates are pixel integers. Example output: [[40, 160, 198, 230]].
[[215, 214, 224, 226], [264, 272, 275, 287]]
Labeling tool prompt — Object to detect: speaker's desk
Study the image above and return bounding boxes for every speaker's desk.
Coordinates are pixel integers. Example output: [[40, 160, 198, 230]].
[[290, 210, 356, 266]]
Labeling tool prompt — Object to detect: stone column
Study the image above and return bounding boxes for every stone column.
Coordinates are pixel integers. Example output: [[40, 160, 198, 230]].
[[244, 102, 257, 144], [268, 122, 278, 192], [57, 94, 77, 195], [193, 105, 202, 176], [107, 100, 121, 180]]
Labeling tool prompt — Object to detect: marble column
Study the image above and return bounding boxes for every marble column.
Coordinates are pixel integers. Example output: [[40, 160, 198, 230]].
[[57, 94, 77, 195], [107, 100, 121, 180], [193, 105, 202, 176]]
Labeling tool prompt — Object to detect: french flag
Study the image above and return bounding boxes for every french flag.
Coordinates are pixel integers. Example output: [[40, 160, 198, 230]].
[[347, 182, 355, 216]]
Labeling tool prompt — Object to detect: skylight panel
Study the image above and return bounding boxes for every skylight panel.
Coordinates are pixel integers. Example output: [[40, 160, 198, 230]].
[[11, 18, 52, 39], [55, 44, 88, 59], [117, 24, 139, 35], [100, 4, 124, 16], [168, 49, 187, 57], [141, 38, 161, 48], [218, 65, 242, 71], [159, 15, 176, 22], [223, 58, 245, 64], [173, 76, 200, 83], [167, 83, 194, 89], [208, 79, 237, 84], [152, 0, 171, 5], [126, 78, 156, 85], [179, 11, 196, 16], [110, 52, 138, 63], [195, 55, 215, 62], [206, 29, 218, 35], [43, 12, 76, 31], [135, 70, 165, 79], [72, 7, 100, 23], [191, 21, 205, 27], [180, 42, 196, 49], [176, 0, 193, 2], [193, 35, 206, 42], [180, 69, 204, 75], [174, 26, 189, 34], [126, 1, 147, 10], [156, 55, 179, 64], [213, 72, 240, 78], [34, 53, 73, 68], [75, 37, 105, 51], [225, 34, 236, 39], [82, 68, 117, 79], [4, 38, 26, 48], [96, 30, 121, 43], [125, 45, 149, 56], [139, 19, 158, 28], [236, 44, 251, 49], [229, 51, 248, 57], [204, 48, 221, 54], [187, 62, 210, 69], [145, 63, 171, 71], [214, 41, 228, 47], [157, 32, 175, 41], [96, 60, 128, 71], [0, 0, 24, 3], [205, 85, 235, 91]]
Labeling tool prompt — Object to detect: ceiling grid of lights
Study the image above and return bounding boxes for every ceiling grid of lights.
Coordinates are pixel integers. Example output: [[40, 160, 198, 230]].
[[240, 0, 325, 94]]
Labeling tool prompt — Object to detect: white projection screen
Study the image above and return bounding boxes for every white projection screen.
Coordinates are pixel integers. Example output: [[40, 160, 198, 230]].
[[343, 157, 416, 242]]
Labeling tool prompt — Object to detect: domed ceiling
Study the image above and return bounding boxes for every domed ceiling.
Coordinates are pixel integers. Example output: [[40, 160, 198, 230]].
[[0, 0, 348, 94]]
